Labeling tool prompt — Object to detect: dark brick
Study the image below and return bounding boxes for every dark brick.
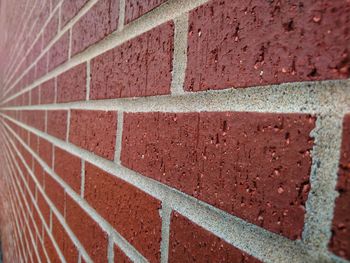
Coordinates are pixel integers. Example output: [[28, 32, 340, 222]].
[[185, 0, 350, 92], [114, 245, 131, 263], [90, 21, 173, 99], [121, 112, 316, 239], [69, 110, 117, 160]]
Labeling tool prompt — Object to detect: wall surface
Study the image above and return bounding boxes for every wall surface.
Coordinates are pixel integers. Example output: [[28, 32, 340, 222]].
[[0, 0, 349, 262]]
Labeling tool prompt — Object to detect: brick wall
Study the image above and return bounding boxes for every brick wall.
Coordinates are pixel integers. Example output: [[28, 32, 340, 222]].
[[0, 0, 349, 262]]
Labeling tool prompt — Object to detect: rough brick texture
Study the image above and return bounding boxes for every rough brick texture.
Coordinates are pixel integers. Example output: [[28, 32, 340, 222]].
[[169, 212, 260, 263], [121, 112, 315, 240], [90, 22, 174, 99], [329, 114, 350, 260], [69, 110, 117, 160], [0, 0, 348, 262], [185, 0, 350, 92]]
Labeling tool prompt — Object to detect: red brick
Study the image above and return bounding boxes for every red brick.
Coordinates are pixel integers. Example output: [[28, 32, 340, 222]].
[[39, 138, 53, 167], [185, 0, 350, 92], [37, 191, 50, 226], [85, 162, 162, 262], [124, 0, 166, 24], [36, 52, 48, 80], [329, 114, 350, 260], [121, 112, 316, 239], [43, 229, 61, 263], [52, 214, 79, 263], [48, 32, 69, 71], [44, 171, 65, 215], [29, 132, 39, 153], [33, 159, 45, 187], [169, 212, 260, 263], [40, 78, 55, 104], [66, 195, 108, 262], [47, 111, 68, 141], [90, 21, 173, 99], [21, 110, 45, 131], [57, 63, 86, 103], [54, 147, 81, 193], [30, 86, 40, 105], [69, 110, 117, 160], [71, 0, 119, 56], [61, 0, 89, 28], [43, 10, 59, 47], [114, 245, 131, 263]]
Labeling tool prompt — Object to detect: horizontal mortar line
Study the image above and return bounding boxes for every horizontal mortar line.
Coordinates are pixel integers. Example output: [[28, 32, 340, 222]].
[[1, 135, 94, 263], [1, 79, 350, 116], [0, 114, 323, 263], [3, 0, 64, 86], [0, 121, 150, 263], [3, 177, 36, 263], [1, 0, 210, 103], [3, 161, 44, 263], [1, 136, 67, 263], [2, 0, 98, 97]]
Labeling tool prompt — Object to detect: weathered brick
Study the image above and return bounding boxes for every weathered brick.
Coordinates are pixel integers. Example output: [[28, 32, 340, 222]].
[[66, 195, 108, 262], [57, 63, 86, 103], [169, 212, 260, 263], [47, 110, 68, 141], [185, 0, 350, 92], [124, 0, 166, 24], [61, 0, 89, 28], [71, 0, 119, 55], [329, 114, 350, 260], [85, 162, 162, 262], [48, 32, 69, 71], [69, 110, 117, 160], [121, 112, 316, 239], [52, 214, 79, 263], [90, 21, 173, 99], [40, 78, 55, 105], [54, 147, 81, 193]]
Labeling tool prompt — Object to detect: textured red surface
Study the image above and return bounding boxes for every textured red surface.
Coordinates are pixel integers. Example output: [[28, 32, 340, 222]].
[[85, 162, 162, 263], [114, 245, 132, 263], [122, 112, 315, 239], [72, 0, 119, 55], [69, 110, 117, 160], [329, 114, 350, 260], [47, 110, 68, 141], [40, 79, 55, 105], [44, 172, 65, 215], [54, 147, 82, 193], [48, 32, 69, 71], [61, 0, 89, 27], [124, 0, 167, 24], [66, 195, 108, 262], [57, 63, 87, 103], [185, 0, 350, 92], [169, 212, 261, 263], [90, 21, 174, 99]]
